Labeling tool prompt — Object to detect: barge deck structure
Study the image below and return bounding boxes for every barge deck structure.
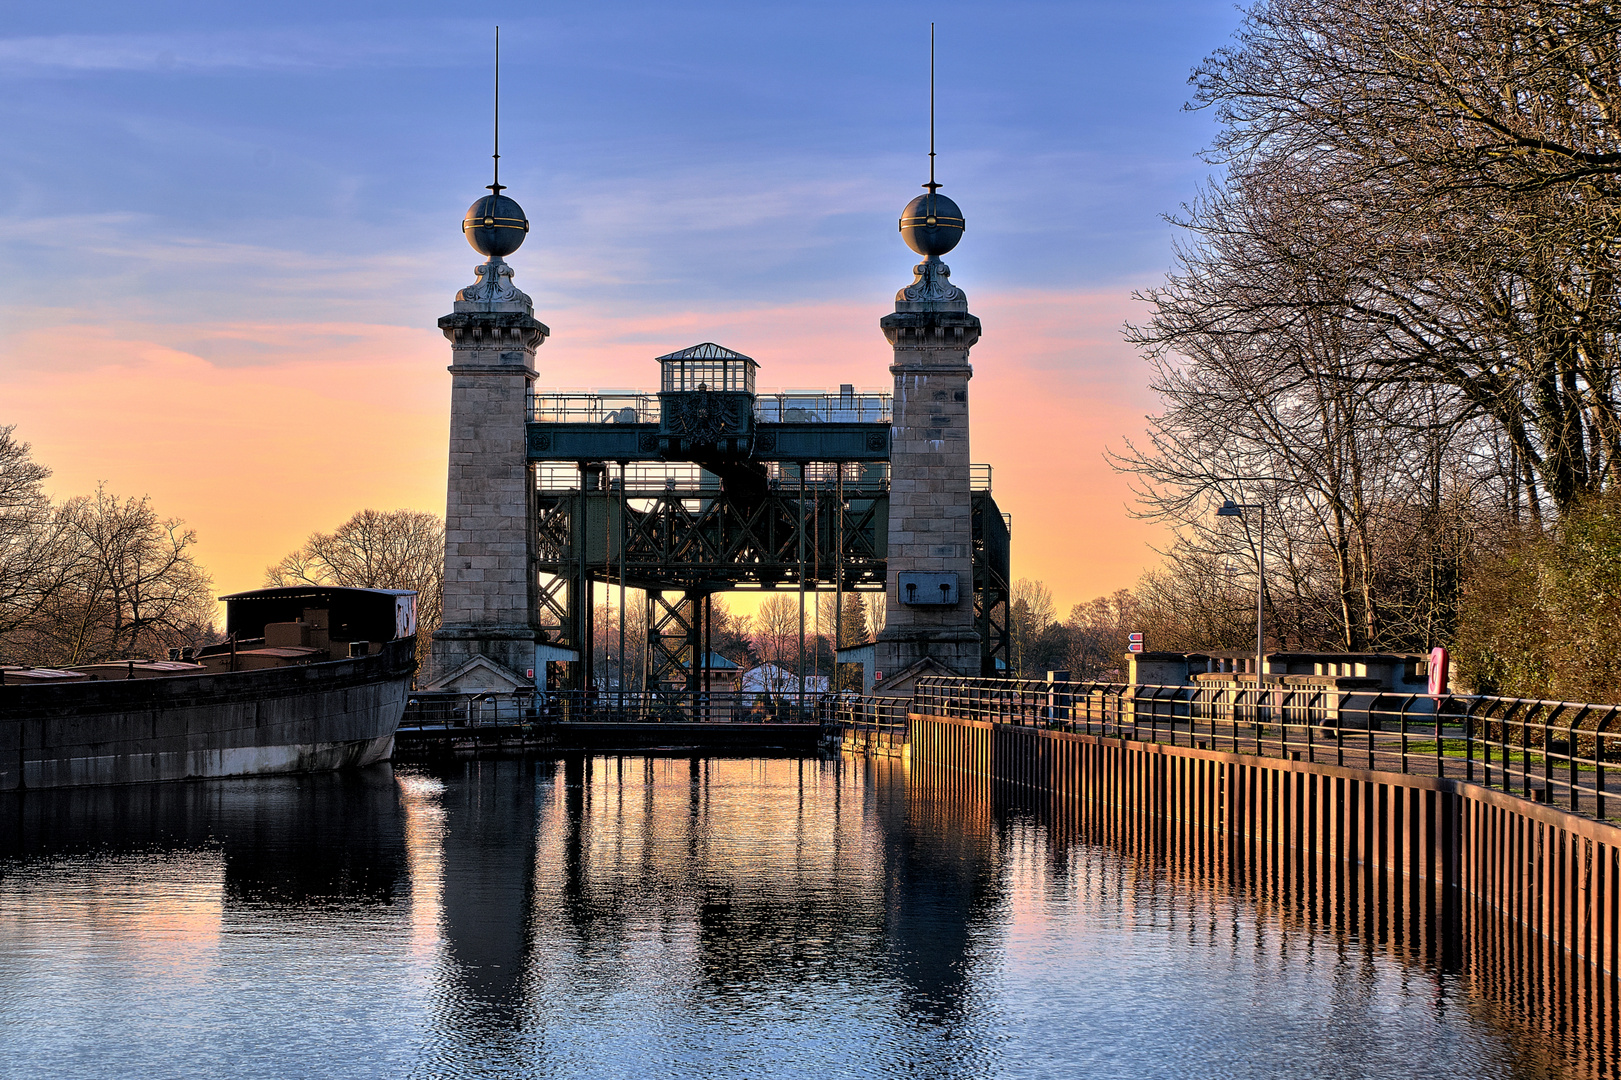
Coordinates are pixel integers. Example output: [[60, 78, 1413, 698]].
[[0, 587, 417, 790]]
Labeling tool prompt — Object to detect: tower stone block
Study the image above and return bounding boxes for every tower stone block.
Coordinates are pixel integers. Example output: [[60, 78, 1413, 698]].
[[874, 252, 983, 684], [429, 256, 549, 686]]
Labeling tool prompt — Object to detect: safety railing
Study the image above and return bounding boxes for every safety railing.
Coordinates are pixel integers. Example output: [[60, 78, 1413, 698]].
[[820, 694, 910, 735], [534, 461, 998, 497], [545, 688, 826, 724], [409, 689, 892, 727], [529, 390, 893, 426], [753, 392, 891, 424], [531, 392, 660, 425], [914, 676, 1621, 824], [536, 461, 911, 495], [401, 691, 542, 731]]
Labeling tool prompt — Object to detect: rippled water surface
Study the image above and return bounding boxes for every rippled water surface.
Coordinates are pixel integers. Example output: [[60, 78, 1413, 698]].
[[0, 756, 1590, 1078]]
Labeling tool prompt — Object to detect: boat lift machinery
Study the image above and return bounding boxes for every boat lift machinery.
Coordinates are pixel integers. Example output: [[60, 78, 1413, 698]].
[[528, 343, 1010, 704]]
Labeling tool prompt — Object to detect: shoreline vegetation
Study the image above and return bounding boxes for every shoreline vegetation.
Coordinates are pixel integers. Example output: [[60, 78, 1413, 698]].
[[1090, 0, 1621, 703]]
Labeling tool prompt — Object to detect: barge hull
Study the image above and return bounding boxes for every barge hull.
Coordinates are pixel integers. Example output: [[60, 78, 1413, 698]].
[[0, 639, 413, 791]]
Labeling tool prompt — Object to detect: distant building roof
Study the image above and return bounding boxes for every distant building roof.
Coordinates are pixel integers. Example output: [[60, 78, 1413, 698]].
[[655, 342, 756, 363], [679, 651, 741, 670], [740, 664, 828, 694]]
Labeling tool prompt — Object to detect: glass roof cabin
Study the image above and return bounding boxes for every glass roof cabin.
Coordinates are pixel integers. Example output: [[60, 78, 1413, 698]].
[[658, 342, 757, 395]]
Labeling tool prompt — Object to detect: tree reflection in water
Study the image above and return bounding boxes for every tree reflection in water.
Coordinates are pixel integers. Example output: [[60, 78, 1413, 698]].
[[0, 756, 1594, 1079]]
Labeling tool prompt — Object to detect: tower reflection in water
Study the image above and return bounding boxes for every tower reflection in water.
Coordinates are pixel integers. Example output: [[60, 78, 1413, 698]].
[[418, 754, 1003, 1078], [0, 755, 1598, 1078]]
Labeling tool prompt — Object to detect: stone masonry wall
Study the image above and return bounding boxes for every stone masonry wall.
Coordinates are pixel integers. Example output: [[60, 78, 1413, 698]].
[[431, 309, 548, 684], [875, 307, 982, 679]]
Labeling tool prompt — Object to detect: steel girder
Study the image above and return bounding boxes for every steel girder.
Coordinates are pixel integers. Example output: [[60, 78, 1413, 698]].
[[534, 483, 1010, 685], [972, 493, 1012, 675], [645, 590, 695, 699], [537, 486, 885, 599], [528, 422, 890, 463]]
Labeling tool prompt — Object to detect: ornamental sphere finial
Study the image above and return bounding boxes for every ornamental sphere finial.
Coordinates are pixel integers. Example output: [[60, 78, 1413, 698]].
[[462, 193, 529, 258], [898, 190, 964, 258]]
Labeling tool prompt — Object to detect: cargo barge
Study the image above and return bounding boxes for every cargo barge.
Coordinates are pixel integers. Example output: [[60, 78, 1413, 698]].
[[0, 586, 417, 790]]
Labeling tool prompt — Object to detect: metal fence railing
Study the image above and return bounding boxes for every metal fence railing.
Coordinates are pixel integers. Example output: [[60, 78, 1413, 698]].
[[528, 390, 894, 426], [820, 694, 910, 736], [401, 691, 542, 732], [544, 689, 828, 724], [403, 676, 1621, 821], [752, 392, 891, 424], [914, 676, 1621, 824]]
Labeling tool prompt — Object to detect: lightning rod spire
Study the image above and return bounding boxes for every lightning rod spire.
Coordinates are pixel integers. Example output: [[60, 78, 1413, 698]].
[[489, 26, 504, 194], [926, 23, 939, 193]]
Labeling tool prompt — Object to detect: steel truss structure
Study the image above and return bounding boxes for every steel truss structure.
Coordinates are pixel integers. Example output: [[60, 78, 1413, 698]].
[[527, 346, 1011, 703]]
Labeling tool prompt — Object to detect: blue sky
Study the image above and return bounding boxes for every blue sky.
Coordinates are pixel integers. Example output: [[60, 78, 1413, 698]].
[[0, 1, 1244, 606], [1, 2, 1237, 319]]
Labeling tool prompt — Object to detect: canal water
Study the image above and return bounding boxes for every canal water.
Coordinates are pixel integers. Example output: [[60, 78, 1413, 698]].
[[0, 756, 1592, 1078]]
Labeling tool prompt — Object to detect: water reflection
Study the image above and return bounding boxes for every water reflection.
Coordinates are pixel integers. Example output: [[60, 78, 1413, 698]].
[[0, 766, 408, 908], [0, 755, 1603, 1078], [413, 755, 1007, 1078]]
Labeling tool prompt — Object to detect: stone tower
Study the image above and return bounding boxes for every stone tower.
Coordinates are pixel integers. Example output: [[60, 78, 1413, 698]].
[[873, 178, 983, 685], [428, 188, 549, 686]]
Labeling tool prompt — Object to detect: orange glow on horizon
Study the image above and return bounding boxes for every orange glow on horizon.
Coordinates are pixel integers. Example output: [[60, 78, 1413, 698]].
[[0, 288, 1169, 620]]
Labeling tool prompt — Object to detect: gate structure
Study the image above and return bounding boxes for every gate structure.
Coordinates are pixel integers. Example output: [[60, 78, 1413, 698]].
[[528, 344, 1010, 707], [428, 137, 1009, 712]]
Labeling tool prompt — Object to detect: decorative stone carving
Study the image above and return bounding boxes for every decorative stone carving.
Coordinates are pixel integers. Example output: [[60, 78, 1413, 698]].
[[666, 387, 739, 445], [457, 256, 532, 307], [896, 256, 965, 306]]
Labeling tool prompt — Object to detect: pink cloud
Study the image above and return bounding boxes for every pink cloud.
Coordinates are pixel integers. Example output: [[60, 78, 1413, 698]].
[[0, 286, 1170, 614]]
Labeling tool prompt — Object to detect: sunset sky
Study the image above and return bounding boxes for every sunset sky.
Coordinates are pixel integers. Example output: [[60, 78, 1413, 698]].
[[0, 1, 1241, 617]]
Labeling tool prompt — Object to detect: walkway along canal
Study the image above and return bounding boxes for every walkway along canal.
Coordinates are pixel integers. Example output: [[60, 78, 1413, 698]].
[[828, 675, 1621, 1076]]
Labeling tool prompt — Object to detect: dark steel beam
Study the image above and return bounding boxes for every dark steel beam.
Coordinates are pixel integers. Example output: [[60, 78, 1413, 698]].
[[527, 422, 890, 462]]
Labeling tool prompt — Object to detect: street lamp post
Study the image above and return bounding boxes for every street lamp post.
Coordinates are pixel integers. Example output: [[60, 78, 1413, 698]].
[[1217, 499, 1266, 687]]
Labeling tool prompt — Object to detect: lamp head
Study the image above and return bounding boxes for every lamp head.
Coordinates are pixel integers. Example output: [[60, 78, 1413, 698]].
[[1216, 500, 1243, 517]]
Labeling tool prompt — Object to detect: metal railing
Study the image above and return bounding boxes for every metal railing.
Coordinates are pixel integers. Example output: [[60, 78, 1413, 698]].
[[914, 676, 1621, 824], [533, 460, 999, 497], [404, 689, 905, 729], [546, 689, 826, 724], [529, 390, 893, 426], [531, 392, 660, 425], [401, 692, 541, 731], [821, 694, 910, 735], [753, 392, 891, 424]]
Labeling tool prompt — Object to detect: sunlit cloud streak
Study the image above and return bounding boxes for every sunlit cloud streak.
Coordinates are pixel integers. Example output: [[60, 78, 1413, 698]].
[[0, 1, 1245, 612]]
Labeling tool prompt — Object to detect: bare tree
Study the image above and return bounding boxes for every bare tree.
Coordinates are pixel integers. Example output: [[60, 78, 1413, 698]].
[[1010, 578, 1058, 676], [1190, 0, 1621, 514], [26, 485, 216, 664], [1110, 0, 1620, 654], [861, 592, 886, 644], [1065, 590, 1137, 681], [266, 508, 443, 669], [708, 596, 753, 664], [749, 593, 800, 695], [0, 427, 74, 646]]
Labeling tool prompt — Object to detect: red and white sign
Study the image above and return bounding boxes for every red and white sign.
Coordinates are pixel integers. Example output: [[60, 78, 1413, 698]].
[[1128, 632, 1144, 654]]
